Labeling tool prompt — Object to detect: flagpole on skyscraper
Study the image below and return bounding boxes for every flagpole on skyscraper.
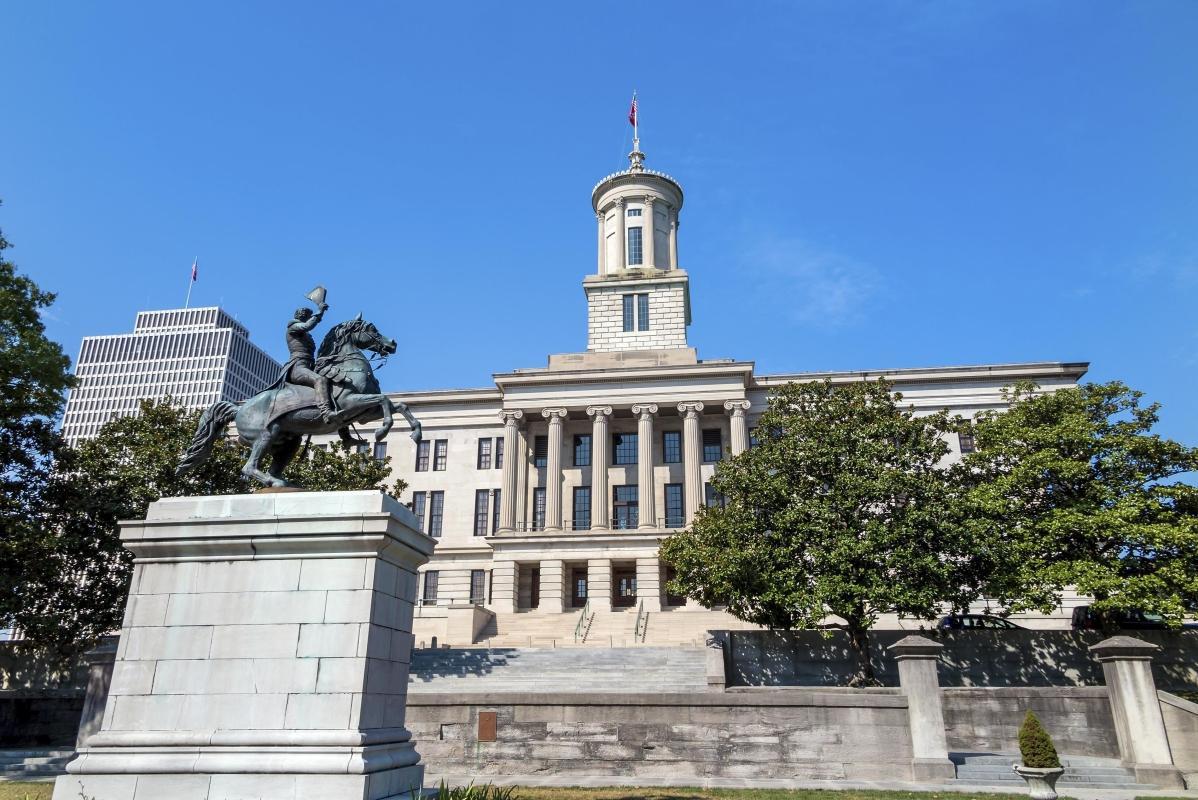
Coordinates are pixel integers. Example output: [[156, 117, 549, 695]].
[[184, 257, 198, 308]]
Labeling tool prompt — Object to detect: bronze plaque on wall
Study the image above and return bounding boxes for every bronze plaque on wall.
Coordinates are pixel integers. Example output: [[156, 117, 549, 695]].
[[478, 710, 497, 742]]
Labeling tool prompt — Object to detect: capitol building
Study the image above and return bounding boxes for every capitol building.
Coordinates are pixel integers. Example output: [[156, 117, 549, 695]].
[[325, 144, 1088, 647]]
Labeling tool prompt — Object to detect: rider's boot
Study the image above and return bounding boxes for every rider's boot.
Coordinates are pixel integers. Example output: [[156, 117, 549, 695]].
[[316, 378, 335, 423]]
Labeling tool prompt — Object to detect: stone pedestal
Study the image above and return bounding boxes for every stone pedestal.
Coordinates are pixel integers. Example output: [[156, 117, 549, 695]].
[[54, 491, 435, 800], [1090, 636, 1185, 788], [889, 635, 956, 782]]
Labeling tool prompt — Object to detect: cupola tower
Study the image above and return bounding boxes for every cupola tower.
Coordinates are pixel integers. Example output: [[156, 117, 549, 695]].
[[586, 139, 690, 353]]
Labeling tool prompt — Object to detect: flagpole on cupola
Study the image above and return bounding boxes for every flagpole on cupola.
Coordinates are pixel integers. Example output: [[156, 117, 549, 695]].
[[628, 91, 645, 172]]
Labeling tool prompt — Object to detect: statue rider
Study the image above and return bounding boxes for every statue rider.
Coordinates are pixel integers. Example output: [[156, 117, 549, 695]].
[[286, 302, 334, 423]]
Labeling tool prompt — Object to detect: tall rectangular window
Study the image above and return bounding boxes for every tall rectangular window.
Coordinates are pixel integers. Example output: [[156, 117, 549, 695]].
[[573, 434, 591, 467], [702, 429, 723, 462], [428, 491, 445, 537], [412, 491, 427, 532], [749, 428, 760, 449], [705, 482, 726, 509], [959, 426, 977, 454], [665, 483, 684, 528], [662, 431, 681, 464], [495, 437, 504, 468], [415, 440, 430, 472], [637, 293, 649, 331], [433, 439, 448, 471], [422, 571, 439, 605], [477, 438, 492, 469], [373, 442, 387, 462], [622, 294, 635, 332], [612, 432, 638, 465], [533, 435, 548, 468], [627, 226, 643, 265], [573, 486, 591, 530], [532, 487, 546, 531], [474, 489, 490, 536], [492, 489, 501, 533], [613, 485, 639, 530], [470, 570, 486, 604]]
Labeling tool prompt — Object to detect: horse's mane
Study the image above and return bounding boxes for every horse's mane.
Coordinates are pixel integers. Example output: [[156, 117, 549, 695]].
[[318, 318, 367, 358]]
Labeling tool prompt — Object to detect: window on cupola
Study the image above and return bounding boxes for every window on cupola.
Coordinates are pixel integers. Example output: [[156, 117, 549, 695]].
[[627, 227, 643, 265]]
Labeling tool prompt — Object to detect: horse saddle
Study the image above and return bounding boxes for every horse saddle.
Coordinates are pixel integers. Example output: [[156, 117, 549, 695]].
[[265, 383, 346, 427]]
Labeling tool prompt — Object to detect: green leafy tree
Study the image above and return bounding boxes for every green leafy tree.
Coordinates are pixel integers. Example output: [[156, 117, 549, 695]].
[[0, 215, 73, 635], [283, 440, 407, 498], [11, 399, 408, 653], [661, 379, 971, 685], [959, 381, 1198, 626]]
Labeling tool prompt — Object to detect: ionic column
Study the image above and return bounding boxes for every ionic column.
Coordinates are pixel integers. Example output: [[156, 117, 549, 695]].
[[679, 402, 704, 523], [669, 207, 679, 269], [643, 196, 656, 269], [615, 198, 627, 271], [636, 556, 662, 612], [497, 410, 523, 532], [725, 400, 751, 455], [587, 406, 612, 529], [538, 559, 565, 614], [595, 211, 605, 275], [541, 408, 567, 531], [632, 403, 658, 529]]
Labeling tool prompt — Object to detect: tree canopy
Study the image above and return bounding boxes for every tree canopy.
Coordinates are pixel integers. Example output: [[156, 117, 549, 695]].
[[661, 379, 973, 684]]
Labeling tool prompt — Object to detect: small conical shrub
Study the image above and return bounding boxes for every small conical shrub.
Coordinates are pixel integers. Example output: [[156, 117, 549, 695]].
[[1018, 710, 1061, 769]]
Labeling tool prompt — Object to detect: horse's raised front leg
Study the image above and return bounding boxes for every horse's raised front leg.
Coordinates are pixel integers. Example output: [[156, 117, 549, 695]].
[[394, 400, 421, 443], [376, 395, 394, 441]]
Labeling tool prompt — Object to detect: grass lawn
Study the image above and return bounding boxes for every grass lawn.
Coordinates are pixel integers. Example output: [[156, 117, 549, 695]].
[[0, 784, 1038, 800]]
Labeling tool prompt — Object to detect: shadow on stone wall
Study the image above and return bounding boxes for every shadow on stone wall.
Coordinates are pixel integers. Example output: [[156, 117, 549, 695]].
[[0, 641, 91, 747], [725, 629, 1198, 689], [408, 647, 516, 682]]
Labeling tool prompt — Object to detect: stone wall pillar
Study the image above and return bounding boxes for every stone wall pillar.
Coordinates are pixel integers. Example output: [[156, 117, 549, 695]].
[[642, 196, 656, 268], [668, 207, 679, 269], [497, 410, 523, 532], [635, 556, 662, 612], [588, 406, 612, 530], [54, 491, 434, 800], [596, 211, 605, 275], [889, 635, 955, 782], [1090, 636, 1185, 787], [679, 402, 705, 523], [615, 198, 627, 271], [725, 400, 751, 456], [490, 560, 518, 614], [632, 404, 658, 529], [541, 408, 567, 531], [538, 559, 566, 614], [75, 638, 117, 749], [588, 558, 612, 612]]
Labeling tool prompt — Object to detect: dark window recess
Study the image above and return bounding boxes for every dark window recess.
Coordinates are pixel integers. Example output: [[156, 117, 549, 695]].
[[477, 438, 492, 469], [613, 485, 639, 530], [533, 435, 548, 468], [433, 439, 448, 471], [702, 428, 723, 462], [573, 434, 592, 467], [428, 491, 445, 537], [415, 440, 430, 472], [422, 571, 439, 604], [749, 428, 760, 449], [470, 570, 486, 604], [637, 293, 649, 331], [491, 489, 501, 533], [627, 226, 643, 265], [622, 295, 635, 332], [704, 482, 726, 509], [612, 432, 638, 465], [412, 492, 427, 532], [474, 489, 489, 537], [662, 431, 681, 464], [573, 486, 591, 530], [373, 442, 387, 461], [495, 437, 504, 469], [665, 483, 684, 528], [959, 427, 977, 454], [532, 487, 546, 531]]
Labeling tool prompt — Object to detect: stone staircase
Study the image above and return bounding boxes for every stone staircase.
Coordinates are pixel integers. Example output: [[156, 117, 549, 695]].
[[476, 607, 764, 648], [0, 748, 74, 781], [408, 646, 707, 693], [949, 752, 1158, 790]]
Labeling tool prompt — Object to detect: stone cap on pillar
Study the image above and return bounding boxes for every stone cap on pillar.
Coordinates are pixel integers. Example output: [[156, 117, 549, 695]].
[[1090, 635, 1161, 662], [888, 634, 944, 661]]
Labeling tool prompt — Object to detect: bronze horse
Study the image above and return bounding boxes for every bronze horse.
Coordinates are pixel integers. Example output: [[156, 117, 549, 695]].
[[177, 316, 421, 487]]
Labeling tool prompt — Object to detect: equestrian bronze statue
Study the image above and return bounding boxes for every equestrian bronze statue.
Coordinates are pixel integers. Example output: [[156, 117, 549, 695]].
[[176, 287, 421, 488]]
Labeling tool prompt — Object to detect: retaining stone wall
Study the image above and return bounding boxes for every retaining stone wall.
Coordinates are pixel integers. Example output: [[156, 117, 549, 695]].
[[0, 641, 90, 747], [943, 687, 1119, 758]]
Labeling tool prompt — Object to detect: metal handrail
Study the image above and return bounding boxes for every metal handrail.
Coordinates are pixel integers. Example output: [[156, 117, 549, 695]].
[[573, 599, 591, 643], [634, 599, 647, 642]]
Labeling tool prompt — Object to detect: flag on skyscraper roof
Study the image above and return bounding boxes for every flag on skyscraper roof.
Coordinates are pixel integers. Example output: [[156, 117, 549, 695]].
[[191, 258, 198, 282], [628, 93, 637, 128]]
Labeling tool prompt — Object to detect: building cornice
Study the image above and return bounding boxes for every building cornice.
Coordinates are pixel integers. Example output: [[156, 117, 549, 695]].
[[494, 360, 755, 390], [753, 361, 1089, 388]]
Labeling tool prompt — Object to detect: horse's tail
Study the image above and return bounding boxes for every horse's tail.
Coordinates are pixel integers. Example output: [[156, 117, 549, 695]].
[[176, 401, 240, 477]]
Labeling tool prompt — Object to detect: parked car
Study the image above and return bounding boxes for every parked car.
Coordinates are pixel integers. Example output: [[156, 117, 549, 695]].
[[1071, 605, 1168, 631], [938, 613, 1025, 630]]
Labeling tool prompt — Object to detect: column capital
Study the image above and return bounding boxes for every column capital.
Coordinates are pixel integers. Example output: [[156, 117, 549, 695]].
[[499, 409, 524, 426], [615, 197, 626, 208], [643, 195, 656, 206], [631, 403, 659, 419], [724, 399, 751, 417], [541, 407, 568, 423], [596, 211, 605, 222], [586, 405, 613, 420], [677, 401, 705, 418]]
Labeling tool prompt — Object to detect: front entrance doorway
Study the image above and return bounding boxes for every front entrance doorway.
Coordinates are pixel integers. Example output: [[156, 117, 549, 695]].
[[529, 567, 540, 609], [613, 566, 637, 608], [570, 567, 588, 608]]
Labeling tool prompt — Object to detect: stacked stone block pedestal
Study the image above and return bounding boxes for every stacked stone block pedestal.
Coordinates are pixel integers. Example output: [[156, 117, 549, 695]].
[[54, 491, 434, 800]]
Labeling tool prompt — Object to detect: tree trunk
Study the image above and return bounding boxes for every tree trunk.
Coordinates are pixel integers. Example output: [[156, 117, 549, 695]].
[[846, 622, 878, 687]]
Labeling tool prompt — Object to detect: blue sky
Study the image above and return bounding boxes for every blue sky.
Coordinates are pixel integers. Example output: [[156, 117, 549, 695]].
[[2, 2, 1196, 444]]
